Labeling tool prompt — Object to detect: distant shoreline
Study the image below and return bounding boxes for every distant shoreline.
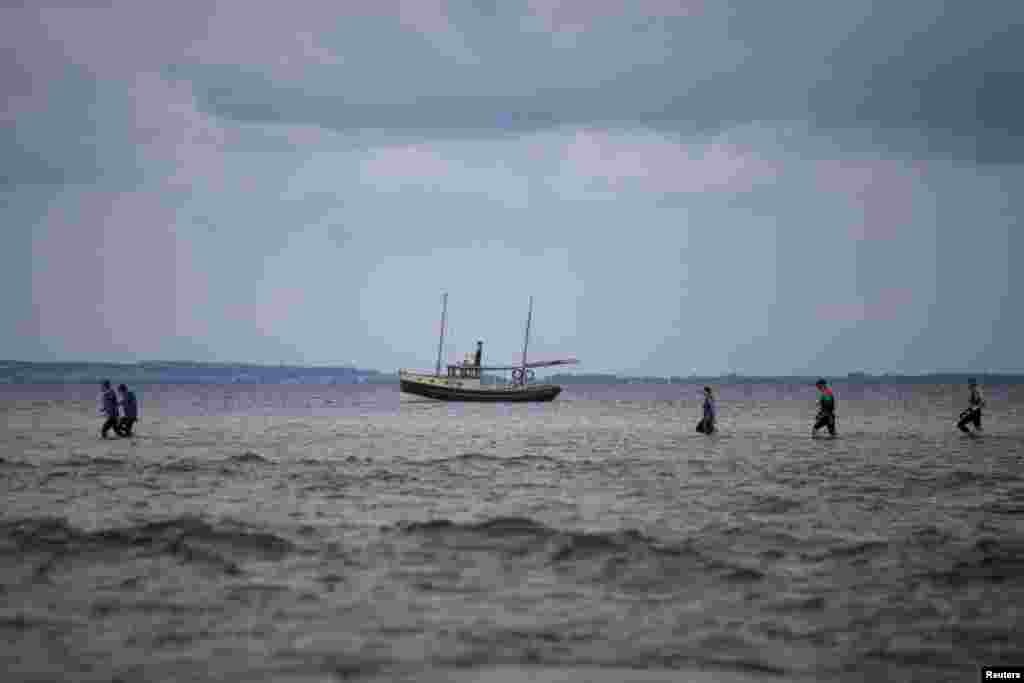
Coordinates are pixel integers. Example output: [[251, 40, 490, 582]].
[[1, 361, 1022, 385], [0, 360, 388, 385]]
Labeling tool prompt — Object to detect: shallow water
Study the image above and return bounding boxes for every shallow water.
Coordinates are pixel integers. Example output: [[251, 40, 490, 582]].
[[1, 383, 1022, 682]]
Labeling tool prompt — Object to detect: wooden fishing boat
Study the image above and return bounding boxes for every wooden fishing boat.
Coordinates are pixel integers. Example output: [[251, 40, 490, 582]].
[[398, 294, 578, 402]]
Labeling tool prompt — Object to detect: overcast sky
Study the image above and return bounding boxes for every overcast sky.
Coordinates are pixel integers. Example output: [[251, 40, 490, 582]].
[[3, 0, 1022, 375]]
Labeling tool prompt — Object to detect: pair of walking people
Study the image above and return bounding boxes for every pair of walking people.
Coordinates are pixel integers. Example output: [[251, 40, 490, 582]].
[[696, 379, 837, 437], [99, 381, 138, 438]]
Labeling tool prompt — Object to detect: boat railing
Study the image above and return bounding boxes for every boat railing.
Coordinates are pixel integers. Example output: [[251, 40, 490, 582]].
[[402, 362, 568, 388], [445, 364, 538, 387]]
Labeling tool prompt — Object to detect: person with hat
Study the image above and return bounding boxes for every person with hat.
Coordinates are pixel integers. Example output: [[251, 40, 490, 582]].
[[956, 378, 986, 434]]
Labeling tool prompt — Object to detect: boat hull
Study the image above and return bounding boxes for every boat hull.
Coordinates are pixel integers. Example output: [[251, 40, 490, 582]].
[[400, 378, 562, 402]]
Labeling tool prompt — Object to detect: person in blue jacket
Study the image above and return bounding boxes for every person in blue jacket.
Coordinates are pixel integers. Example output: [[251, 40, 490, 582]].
[[99, 380, 119, 439], [696, 386, 717, 434], [116, 384, 138, 437]]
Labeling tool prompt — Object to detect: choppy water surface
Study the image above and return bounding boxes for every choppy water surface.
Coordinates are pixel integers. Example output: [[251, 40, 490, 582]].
[[1, 383, 1022, 682]]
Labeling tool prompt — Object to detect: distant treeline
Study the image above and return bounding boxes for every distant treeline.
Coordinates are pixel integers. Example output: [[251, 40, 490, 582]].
[[0, 361, 391, 385]]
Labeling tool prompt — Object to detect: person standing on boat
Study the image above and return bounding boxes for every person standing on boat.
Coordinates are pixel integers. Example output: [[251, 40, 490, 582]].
[[474, 340, 483, 367], [957, 377, 986, 434], [812, 379, 837, 437], [696, 386, 717, 434]]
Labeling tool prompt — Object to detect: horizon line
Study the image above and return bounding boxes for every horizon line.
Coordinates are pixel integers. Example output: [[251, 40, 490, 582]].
[[1, 359, 1022, 378]]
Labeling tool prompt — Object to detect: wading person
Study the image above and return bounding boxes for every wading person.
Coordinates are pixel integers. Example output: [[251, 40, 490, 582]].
[[812, 378, 837, 437], [116, 383, 138, 437], [957, 377, 986, 434], [99, 380, 120, 439], [696, 386, 717, 434]]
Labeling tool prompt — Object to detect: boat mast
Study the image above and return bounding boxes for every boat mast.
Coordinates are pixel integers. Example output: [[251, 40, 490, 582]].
[[435, 292, 448, 377], [520, 296, 533, 382]]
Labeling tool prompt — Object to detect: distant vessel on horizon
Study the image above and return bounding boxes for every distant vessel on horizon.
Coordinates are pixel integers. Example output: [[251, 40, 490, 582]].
[[398, 293, 578, 402]]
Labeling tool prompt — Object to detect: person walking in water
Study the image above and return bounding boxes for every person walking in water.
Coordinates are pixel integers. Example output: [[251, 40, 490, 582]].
[[115, 384, 138, 437], [99, 380, 120, 439], [696, 386, 717, 434], [812, 378, 837, 437], [957, 377, 986, 434]]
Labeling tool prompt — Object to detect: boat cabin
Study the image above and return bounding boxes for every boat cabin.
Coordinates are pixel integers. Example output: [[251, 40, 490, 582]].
[[447, 362, 482, 380]]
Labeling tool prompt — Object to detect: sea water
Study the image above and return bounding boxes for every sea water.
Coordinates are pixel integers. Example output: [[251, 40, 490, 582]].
[[1, 383, 1021, 681]]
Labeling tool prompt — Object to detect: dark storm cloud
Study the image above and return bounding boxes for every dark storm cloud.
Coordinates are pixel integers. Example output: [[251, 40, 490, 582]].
[[804, 1, 1024, 164], [189, 1, 1024, 164], [194, 76, 675, 140]]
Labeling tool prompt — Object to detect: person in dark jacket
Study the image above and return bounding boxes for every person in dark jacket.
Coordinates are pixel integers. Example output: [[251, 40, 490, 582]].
[[99, 380, 119, 438], [812, 378, 837, 437], [116, 384, 138, 437], [474, 340, 483, 367], [696, 386, 717, 434], [956, 377, 986, 434]]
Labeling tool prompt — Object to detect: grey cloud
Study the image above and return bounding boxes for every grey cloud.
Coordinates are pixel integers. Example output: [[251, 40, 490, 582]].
[[0, 129, 70, 187], [804, 2, 1024, 164], [1, 68, 136, 187]]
